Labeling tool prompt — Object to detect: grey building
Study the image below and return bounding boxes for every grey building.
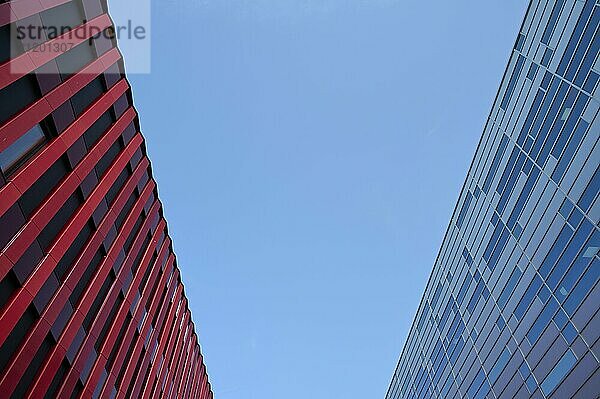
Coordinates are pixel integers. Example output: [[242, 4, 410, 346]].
[[385, 0, 600, 398]]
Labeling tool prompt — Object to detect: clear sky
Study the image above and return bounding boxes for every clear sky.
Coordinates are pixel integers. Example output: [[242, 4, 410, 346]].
[[112, 0, 528, 397]]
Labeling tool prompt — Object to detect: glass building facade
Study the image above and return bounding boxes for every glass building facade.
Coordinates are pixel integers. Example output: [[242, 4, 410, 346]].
[[0, 1, 212, 398], [386, 0, 599, 398]]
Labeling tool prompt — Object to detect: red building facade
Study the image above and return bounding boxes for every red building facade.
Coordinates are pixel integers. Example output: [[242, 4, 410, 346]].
[[0, 1, 213, 398]]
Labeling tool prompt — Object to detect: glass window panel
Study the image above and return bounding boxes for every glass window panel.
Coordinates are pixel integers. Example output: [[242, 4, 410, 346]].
[[0, 124, 46, 175], [540, 350, 576, 395]]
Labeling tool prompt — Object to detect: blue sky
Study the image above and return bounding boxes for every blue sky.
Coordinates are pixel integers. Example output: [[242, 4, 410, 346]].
[[114, 1, 528, 397]]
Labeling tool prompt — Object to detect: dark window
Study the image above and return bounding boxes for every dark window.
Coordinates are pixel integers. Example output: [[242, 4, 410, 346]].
[[132, 234, 152, 276], [95, 139, 123, 178], [122, 123, 137, 147], [107, 314, 131, 371], [0, 305, 37, 373], [69, 248, 103, 306], [103, 63, 123, 89], [124, 215, 144, 254], [13, 241, 44, 283], [44, 358, 70, 399], [54, 220, 94, 281], [95, 294, 124, 351], [146, 271, 162, 309], [83, 271, 115, 331], [125, 347, 145, 398], [152, 285, 168, 327], [138, 249, 156, 293], [106, 168, 131, 206], [70, 77, 106, 117], [115, 193, 137, 232], [139, 364, 153, 398], [19, 156, 70, 218], [70, 381, 84, 399], [0, 75, 41, 126], [51, 301, 74, 340], [116, 331, 138, 387], [144, 194, 156, 217], [136, 172, 150, 192], [33, 274, 59, 313], [0, 203, 25, 250], [0, 271, 19, 311], [83, 110, 114, 150], [11, 334, 54, 399], [37, 190, 83, 251]]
